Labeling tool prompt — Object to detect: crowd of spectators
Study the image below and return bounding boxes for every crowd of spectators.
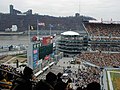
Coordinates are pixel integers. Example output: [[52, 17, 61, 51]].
[[84, 22, 120, 52], [0, 64, 101, 90], [0, 64, 21, 89], [78, 51, 120, 67], [91, 37, 120, 41], [74, 50, 120, 89], [84, 22, 120, 37], [74, 66, 100, 89], [90, 44, 120, 52]]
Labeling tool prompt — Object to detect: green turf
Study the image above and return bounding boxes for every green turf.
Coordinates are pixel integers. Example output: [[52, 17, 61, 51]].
[[106, 70, 120, 90], [110, 71, 120, 90]]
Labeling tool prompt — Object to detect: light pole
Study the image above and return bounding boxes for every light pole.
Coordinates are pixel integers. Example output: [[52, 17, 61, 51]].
[[28, 25, 31, 44], [49, 24, 53, 36]]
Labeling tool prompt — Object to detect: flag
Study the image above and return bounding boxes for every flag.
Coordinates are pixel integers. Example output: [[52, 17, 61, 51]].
[[30, 26, 34, 30], [38, 22, 45, 26], [42, 36, 51, 45]]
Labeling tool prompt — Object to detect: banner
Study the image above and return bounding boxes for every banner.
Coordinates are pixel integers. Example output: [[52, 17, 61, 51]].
[[29, 25, 34, 30], [38, 22, 45, 26], [42, 36, 51, 45]]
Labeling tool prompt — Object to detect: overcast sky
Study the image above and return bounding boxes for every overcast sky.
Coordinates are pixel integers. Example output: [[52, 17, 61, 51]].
[[0, 0, 120, 21]]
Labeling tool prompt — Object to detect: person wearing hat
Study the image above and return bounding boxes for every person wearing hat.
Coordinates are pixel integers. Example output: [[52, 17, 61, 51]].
[[11, 66, 34, 90]]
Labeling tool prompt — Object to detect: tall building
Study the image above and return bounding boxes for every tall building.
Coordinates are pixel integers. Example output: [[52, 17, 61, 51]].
[[10, 5, 14, 14], [9, 5, 22, 15]]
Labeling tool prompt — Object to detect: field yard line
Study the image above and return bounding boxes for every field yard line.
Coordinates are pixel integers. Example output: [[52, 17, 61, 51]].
[[107, 71, 113, 90], [109, 71, 120, 73]]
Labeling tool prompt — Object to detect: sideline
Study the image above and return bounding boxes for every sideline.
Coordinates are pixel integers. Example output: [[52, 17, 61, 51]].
[[107, 71, 113, 90]]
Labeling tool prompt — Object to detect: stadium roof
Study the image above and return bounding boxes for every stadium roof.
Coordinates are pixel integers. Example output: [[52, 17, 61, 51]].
[[89, 20, 120, 24], [61, 31, 80, 36]]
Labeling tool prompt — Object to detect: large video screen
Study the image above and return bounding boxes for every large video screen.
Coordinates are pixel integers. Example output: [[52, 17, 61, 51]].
[[33, 43, 40, 69], [39, 43, 53, 59]]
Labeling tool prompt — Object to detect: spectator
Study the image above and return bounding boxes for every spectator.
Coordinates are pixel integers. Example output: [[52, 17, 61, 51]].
[[57, 72, 63, 82], [76, 87, 83, 90], [54, 81, 67, 90], [11, 66, 33, 90], [35, 72, 57, 90], [0, 71, 12, 89], [87, 82, 100, 90]]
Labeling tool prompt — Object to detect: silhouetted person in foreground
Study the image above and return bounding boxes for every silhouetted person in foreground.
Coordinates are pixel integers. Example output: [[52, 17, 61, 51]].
[[76, 87, 83, 90], [54, 81, 67, 90], [54, 72, 68, 90], [87, 82, 100, 90], [11, 66, 33, 90], [56, 72, 63, 82], [76, 82, 100, 90], [35, 72, 57, 90]]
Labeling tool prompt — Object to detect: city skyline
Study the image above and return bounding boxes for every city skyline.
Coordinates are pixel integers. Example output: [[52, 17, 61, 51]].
[[0, 0, 120, 21]]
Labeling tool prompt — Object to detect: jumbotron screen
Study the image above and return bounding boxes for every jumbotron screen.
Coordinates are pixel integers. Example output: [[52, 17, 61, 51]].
[[33, 43, 40, 69]]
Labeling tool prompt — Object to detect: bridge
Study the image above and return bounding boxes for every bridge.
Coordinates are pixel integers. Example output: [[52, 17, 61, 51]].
[[0, 50, 26, 56]]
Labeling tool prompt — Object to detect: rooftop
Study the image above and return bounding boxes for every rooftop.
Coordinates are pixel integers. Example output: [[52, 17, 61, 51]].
[[61, 31, 80, 36]]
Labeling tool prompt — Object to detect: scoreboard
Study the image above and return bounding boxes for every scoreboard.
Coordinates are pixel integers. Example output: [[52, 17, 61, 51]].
[[33, 43, 40, 69], [27, 42, 42, 73]]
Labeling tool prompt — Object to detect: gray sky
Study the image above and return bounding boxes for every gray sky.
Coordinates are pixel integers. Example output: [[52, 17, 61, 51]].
[[0, 0, 120, 20]]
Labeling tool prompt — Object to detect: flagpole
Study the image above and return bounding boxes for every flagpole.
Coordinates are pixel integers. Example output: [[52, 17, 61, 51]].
[[49, 24, 53, 36], [50, 26, 51, 36], [37, 19, 39, 38]]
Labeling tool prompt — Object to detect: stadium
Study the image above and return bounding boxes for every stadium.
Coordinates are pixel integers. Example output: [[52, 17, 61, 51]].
[[80, 20, 120, 90], [0, 20, 120, 90]]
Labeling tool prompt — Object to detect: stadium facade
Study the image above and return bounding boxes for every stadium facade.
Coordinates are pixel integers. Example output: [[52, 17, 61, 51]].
[[57, 31, 88, 57]]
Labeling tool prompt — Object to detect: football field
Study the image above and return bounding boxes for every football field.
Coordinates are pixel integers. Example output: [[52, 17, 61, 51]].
[[107, 70, 120, 90]]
